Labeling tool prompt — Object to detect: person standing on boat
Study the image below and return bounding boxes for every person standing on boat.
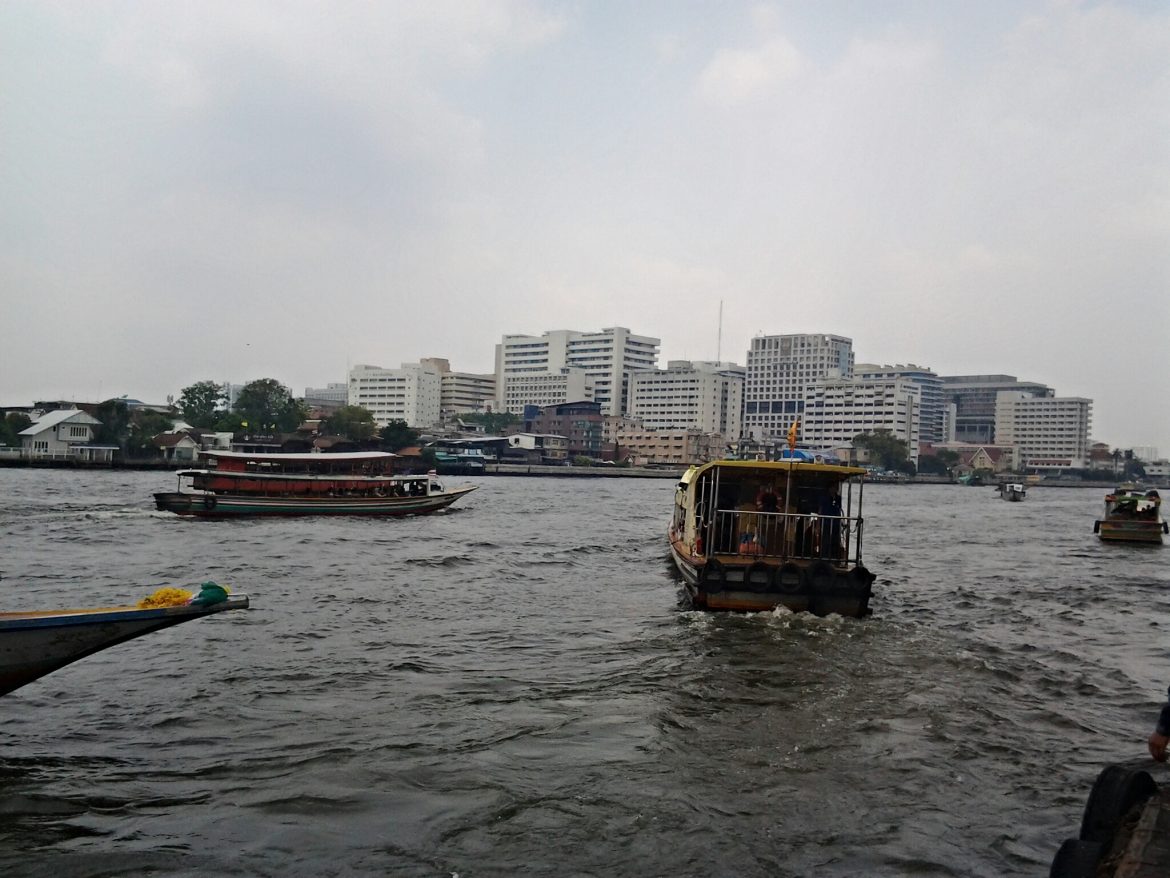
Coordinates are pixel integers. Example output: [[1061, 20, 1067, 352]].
[[1148, 686, 1170, 761]]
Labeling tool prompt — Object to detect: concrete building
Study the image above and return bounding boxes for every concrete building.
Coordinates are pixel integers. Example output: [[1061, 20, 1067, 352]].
[[495, 327, 660, 416], [801, 376, 922, 466], [504, 433, 570, 465], [743, 333, 854, 442], [500, 368, 595, 415], [419, 358, 497, 416], [523, 401, 604, 458], [627, 360, 744, 441], [855, 363, 944, 443], [941, 375, 1052, 444], [612, 427, 725, 467], [347, 361, 442, 428], [993, 392, 1092, 471], [304, 382, 348, 405]]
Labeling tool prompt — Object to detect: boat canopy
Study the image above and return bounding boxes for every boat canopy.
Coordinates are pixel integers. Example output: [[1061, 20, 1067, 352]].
[[200, 450, 396, 463], [682, 459, 867, 485]]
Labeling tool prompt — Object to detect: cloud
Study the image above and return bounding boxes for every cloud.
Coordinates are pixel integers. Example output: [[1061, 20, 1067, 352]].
[[696, 36, 804, 106]]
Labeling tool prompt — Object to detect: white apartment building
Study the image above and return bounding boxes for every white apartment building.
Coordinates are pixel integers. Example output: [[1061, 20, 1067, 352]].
[[500, 368, 595, 416], [854, 363, 944, 444], [627, 360, 744, 441], [348, 361, 442, 428], [743, 333, 854, 441], [993, 392, 1092, 470], [419, 358, 496, 416], [802, 377, 922, 465], [495, 327, 660, 416]]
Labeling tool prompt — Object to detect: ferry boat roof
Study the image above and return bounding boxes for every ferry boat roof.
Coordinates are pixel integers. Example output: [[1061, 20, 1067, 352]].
[[201, 450, 396, 463], [680, 458, 868, 485]]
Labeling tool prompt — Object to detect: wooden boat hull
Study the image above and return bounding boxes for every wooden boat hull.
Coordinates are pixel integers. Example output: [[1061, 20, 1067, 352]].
[[669, 538, 874, 617], [1095, 519, 1166, 544], [154, 486, 477, 517], [0, 595, 249, 697]]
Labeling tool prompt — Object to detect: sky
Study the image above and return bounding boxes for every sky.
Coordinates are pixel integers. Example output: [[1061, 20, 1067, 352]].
[[2, 1, 1167, 453]]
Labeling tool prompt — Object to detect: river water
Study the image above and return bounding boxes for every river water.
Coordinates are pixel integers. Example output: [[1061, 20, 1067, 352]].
[[1, 469, 1168, 877]]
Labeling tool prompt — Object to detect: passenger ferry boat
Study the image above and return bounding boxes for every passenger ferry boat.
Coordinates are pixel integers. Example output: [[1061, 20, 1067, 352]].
[[1093, 486, 1166, 544], [154, 450, 477, 517], [667, 455, 876, 616]]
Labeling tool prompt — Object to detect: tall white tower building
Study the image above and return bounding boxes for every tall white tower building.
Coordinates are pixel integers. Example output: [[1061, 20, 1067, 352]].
[[348, 361, 442, 428], [494, 327, 660, 416], [627, 360, 744, 440], [743, 333, 854, 441]]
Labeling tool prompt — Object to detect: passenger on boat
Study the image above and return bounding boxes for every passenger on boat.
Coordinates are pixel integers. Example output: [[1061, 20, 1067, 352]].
[[1147, 684, 1170, 762], [817, 484, 844, 560]]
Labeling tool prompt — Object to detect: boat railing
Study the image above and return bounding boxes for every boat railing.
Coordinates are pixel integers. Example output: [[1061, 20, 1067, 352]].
[[703, 508, 864, 566]]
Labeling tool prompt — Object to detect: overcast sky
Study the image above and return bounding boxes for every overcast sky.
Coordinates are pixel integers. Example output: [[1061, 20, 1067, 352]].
[[2, 1, 1167, 452]]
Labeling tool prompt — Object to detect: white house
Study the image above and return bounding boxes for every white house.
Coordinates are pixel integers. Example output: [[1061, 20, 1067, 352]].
[[18, 409, 115, 462]]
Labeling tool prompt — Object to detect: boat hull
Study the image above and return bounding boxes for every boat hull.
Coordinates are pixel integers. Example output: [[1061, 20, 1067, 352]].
[[669, 539, 874, 617], [1095, 519, 1166, 544], [0, 596, 249, 697], [154, 486, 476, 517]]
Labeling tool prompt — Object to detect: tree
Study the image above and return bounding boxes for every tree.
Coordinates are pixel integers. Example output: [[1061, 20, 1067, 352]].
[[320, 406, 378, 442], [0, 412, 31, 447], [178, 380, 226, 428], [853, 430, 912, 473], [460, 411, 519, 434], [233, 379, 308, 434], [127, 411, 176, 456], [93, 398, 132, 448], [380, 419, 419, 452]]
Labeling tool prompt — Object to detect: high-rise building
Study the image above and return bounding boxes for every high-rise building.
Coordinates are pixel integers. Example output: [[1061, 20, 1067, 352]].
[[854, 364, 943, 443], [743, 333, 854, 441], [994, 392, 1092, 471], [500, 368, 595, 415], [940, 375, 1052, 444], [348, 361, 442, 428], [627, 360, 744, 441], [495, 327, 660, 416]]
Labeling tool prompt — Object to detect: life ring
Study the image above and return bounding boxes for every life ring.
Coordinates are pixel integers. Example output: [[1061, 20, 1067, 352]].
[[203, 495, 217, 511]]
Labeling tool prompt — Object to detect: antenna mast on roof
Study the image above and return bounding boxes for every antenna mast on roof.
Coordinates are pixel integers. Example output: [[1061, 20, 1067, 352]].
[[716, 299, 723, 363]]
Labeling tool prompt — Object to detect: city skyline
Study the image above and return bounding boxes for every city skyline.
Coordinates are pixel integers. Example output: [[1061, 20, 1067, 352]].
[[3, 2, 1166, 452]]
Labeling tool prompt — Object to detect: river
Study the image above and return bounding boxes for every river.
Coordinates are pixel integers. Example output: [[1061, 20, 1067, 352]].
[[1, 469, 1168, 877]]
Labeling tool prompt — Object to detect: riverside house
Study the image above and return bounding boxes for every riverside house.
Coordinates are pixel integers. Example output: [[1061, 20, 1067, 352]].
[[12, 408, 117, 463]]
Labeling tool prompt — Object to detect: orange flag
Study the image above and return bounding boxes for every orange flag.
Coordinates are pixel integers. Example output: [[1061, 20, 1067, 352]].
[[787, 419, 800, 451]]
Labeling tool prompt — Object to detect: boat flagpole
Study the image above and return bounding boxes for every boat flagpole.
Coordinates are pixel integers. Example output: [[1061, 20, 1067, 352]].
[[785, 419, 799, 553]]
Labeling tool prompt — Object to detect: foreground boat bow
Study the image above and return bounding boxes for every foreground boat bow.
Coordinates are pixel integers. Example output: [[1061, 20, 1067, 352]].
[[0, 593, 249, 697]]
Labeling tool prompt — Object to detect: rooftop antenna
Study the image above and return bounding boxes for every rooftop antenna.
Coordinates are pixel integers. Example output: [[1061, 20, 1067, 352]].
[[716, 299, 723, 363]]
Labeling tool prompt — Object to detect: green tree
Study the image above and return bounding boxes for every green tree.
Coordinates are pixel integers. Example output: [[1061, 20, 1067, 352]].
[[0, 412, 31, 447], [460, 411, 519, 434], [178, 380, 226, 428], [93, 399, 132, 448], [320, 405, 378, 442], [233, 379, 308, 433], [127, 411, 176, 456], [379, 419, 419, 451], [853, 430, 912, 473]]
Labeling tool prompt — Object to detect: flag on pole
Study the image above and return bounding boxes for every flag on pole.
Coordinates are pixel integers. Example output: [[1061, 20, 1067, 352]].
[[787, 419, 800, 452]]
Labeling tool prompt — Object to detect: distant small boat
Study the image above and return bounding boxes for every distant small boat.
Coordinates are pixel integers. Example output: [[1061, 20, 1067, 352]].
[[999, 483, 1027, 502], [0, 586, 248, 697], [154, 450, 477, 517], [1093, 487, 1167, 544]]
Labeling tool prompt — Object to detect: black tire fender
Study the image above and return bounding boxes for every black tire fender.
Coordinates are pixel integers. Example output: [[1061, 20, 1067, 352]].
[[1048, 838, 1103, 878], [1078, 762, 1157, 844], [203, 495, 217, 511], [701, 558, 725, 587], [745, 561, 773, 593], [775, 562, 804, 594]]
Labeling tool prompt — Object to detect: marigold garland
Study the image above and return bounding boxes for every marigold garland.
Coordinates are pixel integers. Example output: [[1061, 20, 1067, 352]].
[[137, 587, 194, 609]]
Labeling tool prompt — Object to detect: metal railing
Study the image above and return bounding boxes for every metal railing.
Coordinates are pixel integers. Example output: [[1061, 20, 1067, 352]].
[[703, 508, 863, 566]]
